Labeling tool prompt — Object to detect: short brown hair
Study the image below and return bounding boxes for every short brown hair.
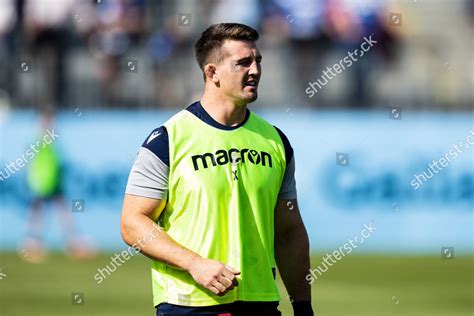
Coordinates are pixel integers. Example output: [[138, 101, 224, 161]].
[[194, 23, 259, 76]]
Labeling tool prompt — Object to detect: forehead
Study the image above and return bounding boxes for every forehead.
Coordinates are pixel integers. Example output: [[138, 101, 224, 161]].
[[221, 40, 260, 59]]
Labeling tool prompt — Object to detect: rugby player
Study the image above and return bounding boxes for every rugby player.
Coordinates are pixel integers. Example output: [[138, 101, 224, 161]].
[[121, 23, 313, 316]]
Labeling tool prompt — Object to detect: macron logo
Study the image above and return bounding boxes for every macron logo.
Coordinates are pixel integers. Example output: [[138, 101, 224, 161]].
[[146, 131, 161, 144]]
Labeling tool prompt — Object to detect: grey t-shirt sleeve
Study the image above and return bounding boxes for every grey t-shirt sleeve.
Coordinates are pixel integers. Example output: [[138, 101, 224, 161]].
[[125, 147, 169, 200], [278, 155, 297, 200]]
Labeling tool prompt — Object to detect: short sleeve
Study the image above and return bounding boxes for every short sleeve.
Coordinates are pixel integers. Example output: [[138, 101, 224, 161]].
[[125, 126, 169, 199]]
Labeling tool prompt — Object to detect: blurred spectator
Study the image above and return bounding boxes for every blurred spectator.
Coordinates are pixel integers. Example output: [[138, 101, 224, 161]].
[[466, 0, 474, 26], [89, 0, 146, 107], [147, 24, 179, 107], [23, 0, 94, 109], [0, 0, 19, 105], [324, 0, 399, 108], [208, 0, 261, 28], [146, 0, 209, 108], [21, 108, 96, 263], [0, 0, 16, 35], [265, 0, 332, 107], [0, 0, 470, 110]]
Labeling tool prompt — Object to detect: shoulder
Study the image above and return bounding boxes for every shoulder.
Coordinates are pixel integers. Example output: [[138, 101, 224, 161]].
[[141, 126, 169, 166], [141, 105, 198, 166], [248, 112, 294, 165], [248, 111, 283, 139], [272, 125, 294, 165], [248, 111, 273, 127], [163, 109, 192, 128]]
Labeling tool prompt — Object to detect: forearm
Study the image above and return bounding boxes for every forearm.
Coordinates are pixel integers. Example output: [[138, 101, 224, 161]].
[[275, 225, 311, 302], [121, 213, 201, 271]]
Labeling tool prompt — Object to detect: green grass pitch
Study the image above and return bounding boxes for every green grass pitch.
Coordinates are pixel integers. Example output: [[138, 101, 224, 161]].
[[0, 252, 472, 315]]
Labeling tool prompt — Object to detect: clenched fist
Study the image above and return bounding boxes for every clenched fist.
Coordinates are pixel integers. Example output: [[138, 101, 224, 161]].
[[189, 258, 240, 296]]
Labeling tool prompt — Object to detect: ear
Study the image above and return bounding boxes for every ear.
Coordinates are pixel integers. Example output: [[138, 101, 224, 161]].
[[204, 64, 219, 83]]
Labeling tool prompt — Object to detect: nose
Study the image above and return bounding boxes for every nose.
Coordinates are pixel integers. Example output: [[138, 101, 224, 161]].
[[248, 60, 261, 78]]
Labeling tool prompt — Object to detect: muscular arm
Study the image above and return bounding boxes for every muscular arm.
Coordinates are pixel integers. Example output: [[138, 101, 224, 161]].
[[120, 193, 200, 270], [274, 199, 313, 308], [120, 193, 239, 295]]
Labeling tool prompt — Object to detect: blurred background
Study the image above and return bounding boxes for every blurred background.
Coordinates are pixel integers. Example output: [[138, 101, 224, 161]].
[[0, 0, 473, 315]]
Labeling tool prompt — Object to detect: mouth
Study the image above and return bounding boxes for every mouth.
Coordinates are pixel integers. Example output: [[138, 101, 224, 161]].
[[244, 81, 258, 88]]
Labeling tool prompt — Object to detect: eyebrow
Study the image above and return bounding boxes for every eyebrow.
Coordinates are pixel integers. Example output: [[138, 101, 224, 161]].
[[236, 55, 263, 62]]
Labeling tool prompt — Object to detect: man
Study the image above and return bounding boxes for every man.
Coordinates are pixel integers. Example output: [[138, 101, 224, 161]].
[[22, 109, 95, 263], [121, 23, 313, 316]]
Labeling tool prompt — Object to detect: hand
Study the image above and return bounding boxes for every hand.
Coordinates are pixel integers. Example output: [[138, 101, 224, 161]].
[[189, 257, 240, 296]]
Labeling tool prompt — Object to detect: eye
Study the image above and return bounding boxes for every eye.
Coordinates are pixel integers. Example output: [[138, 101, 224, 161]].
[[239, 59, 252, 67]]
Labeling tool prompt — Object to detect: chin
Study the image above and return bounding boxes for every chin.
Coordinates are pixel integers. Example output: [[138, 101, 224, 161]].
[[244, 92, 258, 103]]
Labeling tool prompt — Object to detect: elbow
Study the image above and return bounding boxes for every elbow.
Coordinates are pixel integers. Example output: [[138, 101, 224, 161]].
[[120, 217, 134, 246]]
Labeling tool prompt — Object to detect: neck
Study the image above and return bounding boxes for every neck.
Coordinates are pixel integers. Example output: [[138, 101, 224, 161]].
[[200, 92, 248, 127]]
